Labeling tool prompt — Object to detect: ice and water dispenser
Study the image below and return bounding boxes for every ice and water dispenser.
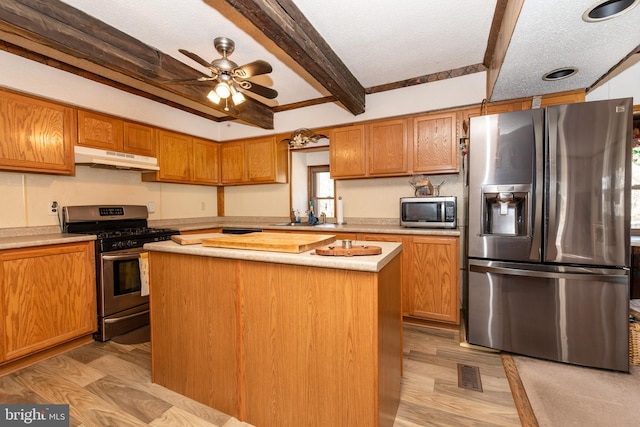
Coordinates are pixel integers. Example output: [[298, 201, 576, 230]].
[[481, 185, 530, 236]]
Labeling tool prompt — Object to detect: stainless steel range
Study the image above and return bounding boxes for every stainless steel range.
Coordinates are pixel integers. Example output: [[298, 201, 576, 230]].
[[62, 205, 178, 341]]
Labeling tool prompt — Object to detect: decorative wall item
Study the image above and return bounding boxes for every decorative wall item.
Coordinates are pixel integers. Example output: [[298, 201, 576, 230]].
[[283, 128, 328, 148]]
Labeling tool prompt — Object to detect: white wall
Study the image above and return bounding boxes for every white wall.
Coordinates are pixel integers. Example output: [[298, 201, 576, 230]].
[[587, 55, 640, 104], [223, 72, 486, 219], [0, 51, 222, 228], [3, 46, 638, 228]]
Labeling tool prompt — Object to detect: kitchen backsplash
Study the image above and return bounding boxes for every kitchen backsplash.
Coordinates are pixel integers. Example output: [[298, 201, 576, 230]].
[[1, 164, 466, 230]]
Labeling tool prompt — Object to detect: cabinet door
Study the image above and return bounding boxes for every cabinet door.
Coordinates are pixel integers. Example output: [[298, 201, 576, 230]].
[[358, 233, 410, 316], [330, 125, 366, 178], [0, 90, 75, 174], [408, 236, 459, 323], [157, 130, 192, 182], [221, 141, 246, 184], [411, 112, 458, 174], [246, 137, 277, 182], [77, 110, 123, 151], [0, 243, 96, 362], [367, 118, 408, 176], [123, 121, 156, 157], [192, 137, 220, 184]]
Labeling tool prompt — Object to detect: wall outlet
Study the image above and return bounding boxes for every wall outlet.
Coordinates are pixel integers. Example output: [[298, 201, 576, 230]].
[[147, 202, 155, 214], [48, 201, 58, 216]]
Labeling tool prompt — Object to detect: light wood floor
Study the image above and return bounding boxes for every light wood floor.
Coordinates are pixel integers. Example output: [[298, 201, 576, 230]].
[[0, 324, 522, 426]]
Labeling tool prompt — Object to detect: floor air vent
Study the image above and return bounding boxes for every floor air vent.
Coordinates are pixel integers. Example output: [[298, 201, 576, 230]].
[[457, 363, 483, 392]]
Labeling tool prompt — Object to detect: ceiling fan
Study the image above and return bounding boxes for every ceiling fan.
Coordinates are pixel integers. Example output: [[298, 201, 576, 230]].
[[165, 37, 278, 111]]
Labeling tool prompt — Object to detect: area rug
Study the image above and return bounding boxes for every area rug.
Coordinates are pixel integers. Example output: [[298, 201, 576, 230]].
[[513, 355, 640, 426]]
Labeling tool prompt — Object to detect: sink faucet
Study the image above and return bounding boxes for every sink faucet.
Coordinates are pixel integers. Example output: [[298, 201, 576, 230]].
[[307, 201, 318, 225], [320, 212, 326, 224]]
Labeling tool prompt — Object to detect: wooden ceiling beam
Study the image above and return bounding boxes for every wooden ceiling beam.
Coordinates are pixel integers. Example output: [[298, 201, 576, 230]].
[[219, 0, 366, 116], [0, 0, 275, 129], [484, 0, 524, 101]]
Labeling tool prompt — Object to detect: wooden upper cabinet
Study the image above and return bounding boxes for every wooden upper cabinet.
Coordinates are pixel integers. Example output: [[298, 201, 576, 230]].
[[539, 89, 585, 107], [410, 111, 458, 174], [143, 131, 220, 186], [220, 136, 287, 185], [78, 110, 157, 157], [220, 141, 245, 184], [330, 125, 366, 178], [367, 118, 409, 176], [192, 137, 220, 185], [247, 136, 287, 183], [0, 89, 75, 175], [77, 110, 123, 151], [123, 121, 156, 157], [156, 130, 193, 182]]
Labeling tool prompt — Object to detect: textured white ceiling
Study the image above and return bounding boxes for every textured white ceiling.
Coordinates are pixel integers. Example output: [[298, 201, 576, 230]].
[[58, 0, 640, 109], [293, 0, 495, 87], [492, 0, 640, 101]]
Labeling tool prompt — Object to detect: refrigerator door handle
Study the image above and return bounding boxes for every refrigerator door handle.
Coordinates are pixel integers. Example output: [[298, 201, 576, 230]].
[[469, 263, 628, 284]]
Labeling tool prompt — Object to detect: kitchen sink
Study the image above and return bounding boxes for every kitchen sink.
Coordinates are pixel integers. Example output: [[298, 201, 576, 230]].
[[270, 222, 338, 228]]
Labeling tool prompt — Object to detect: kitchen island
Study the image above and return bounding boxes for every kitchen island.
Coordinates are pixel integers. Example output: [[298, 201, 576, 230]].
[[145, 236, 403, 427]]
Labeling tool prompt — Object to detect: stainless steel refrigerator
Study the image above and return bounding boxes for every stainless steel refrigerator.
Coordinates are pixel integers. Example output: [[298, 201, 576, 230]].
[[467, 98, 633, 371]]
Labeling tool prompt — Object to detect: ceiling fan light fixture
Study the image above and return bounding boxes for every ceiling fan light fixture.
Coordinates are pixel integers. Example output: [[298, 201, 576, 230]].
[[207, 89, 221, 104], [582, 0, 639, 22], [542, 67, 578, 81], [215, 82, 231, 99], [231, 86, 246, 105]]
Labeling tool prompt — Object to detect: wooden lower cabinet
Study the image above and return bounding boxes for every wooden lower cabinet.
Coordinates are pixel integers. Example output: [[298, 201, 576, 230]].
[[406, 236, 459, 323], [150, 251, 402, 427], [0, 242, 96, 363], [359, 233, 460, 324]]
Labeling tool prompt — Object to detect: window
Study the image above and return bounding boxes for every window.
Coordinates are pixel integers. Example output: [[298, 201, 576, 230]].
[[308, 165, 334, 217]]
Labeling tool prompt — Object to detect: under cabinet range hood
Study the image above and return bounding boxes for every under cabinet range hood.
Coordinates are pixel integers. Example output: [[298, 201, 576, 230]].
[[74, 146, 159, 171]]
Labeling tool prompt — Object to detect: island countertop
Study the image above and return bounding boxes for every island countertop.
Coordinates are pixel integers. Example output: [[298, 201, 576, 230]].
[[144, 236, 402, 273]]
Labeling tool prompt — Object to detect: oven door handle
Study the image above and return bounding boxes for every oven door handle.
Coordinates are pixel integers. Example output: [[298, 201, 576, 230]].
[[104, 309, 150, 323], [102, 252, 145, 261]]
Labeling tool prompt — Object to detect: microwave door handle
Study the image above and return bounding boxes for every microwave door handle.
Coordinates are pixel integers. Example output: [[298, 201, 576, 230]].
[[441, 202, 446, 221]]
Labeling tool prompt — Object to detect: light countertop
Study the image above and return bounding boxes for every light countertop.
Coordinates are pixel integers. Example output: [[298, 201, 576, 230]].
[[0, 233, 96, 251], [153, 217, 461, 237], [144, 238, 403, 273]]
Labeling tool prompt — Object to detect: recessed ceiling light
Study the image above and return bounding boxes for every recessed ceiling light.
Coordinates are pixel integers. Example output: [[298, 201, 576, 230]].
[[542, 67, 578, 81], [583, 0, 639, 22]]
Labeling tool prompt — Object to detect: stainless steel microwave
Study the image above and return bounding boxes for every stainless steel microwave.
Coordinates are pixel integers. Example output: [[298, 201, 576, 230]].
[[400, 196, 457, 228]]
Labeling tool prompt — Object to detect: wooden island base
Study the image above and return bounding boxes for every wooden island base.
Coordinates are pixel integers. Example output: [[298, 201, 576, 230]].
[[149, 249, 402, 427]]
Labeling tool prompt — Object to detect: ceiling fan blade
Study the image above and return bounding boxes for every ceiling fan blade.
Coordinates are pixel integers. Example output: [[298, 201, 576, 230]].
[[179, 49, 212, 69], [234, 60, 272, 78], [243, 81, 278, 99]]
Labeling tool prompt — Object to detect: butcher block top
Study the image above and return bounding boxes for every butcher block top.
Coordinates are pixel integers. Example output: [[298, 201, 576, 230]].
[[173, 232, 336, 253], [145, 235, 402, 273]]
